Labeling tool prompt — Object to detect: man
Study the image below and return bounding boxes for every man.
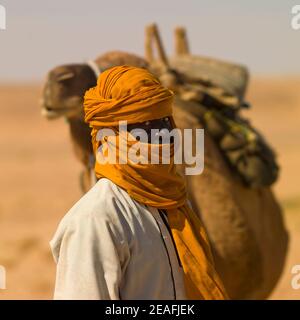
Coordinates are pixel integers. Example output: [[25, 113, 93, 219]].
[[50, 65, 227, 300]]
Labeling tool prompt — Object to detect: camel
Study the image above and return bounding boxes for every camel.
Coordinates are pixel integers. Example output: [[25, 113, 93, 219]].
[[41, 52, 148, 191], [146, 24, 288, 298], [40, 25, 288, 299]]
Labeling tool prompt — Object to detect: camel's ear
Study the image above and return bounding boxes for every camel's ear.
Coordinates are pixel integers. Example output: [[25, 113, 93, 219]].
[[56, 72, 75, 82]]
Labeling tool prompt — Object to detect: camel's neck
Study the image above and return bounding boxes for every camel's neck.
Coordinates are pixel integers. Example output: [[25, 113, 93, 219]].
[[67, 116, 93, 154]]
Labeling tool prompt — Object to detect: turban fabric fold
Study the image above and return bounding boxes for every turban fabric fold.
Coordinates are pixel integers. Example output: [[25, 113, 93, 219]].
[[84, 65, 228, 300]]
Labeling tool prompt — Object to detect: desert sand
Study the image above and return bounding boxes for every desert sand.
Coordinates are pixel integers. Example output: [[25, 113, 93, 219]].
[[0, 77, 299, 299]]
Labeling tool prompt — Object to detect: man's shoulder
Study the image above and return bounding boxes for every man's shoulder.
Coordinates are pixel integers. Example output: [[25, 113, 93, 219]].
[[62, 178, 135, 225], [51, 178, 145, 242], [50, 178, 140, 261]]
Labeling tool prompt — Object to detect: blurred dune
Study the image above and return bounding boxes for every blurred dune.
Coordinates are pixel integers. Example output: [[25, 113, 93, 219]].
[[0, 77, 299, 299]]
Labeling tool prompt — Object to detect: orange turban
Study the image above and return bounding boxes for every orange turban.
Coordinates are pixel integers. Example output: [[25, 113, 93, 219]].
[[84, 65, 228, 300], [84, 65, 174, 127]]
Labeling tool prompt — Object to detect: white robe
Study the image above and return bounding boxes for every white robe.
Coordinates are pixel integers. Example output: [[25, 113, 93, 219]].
[[50, 178, 186, 300]]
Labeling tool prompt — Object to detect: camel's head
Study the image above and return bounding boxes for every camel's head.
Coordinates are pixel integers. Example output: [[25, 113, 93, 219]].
[[41, 64, 97, 120]]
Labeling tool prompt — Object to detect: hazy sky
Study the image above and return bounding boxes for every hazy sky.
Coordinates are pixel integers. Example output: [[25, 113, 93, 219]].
[[0, 0, 299, 81]]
